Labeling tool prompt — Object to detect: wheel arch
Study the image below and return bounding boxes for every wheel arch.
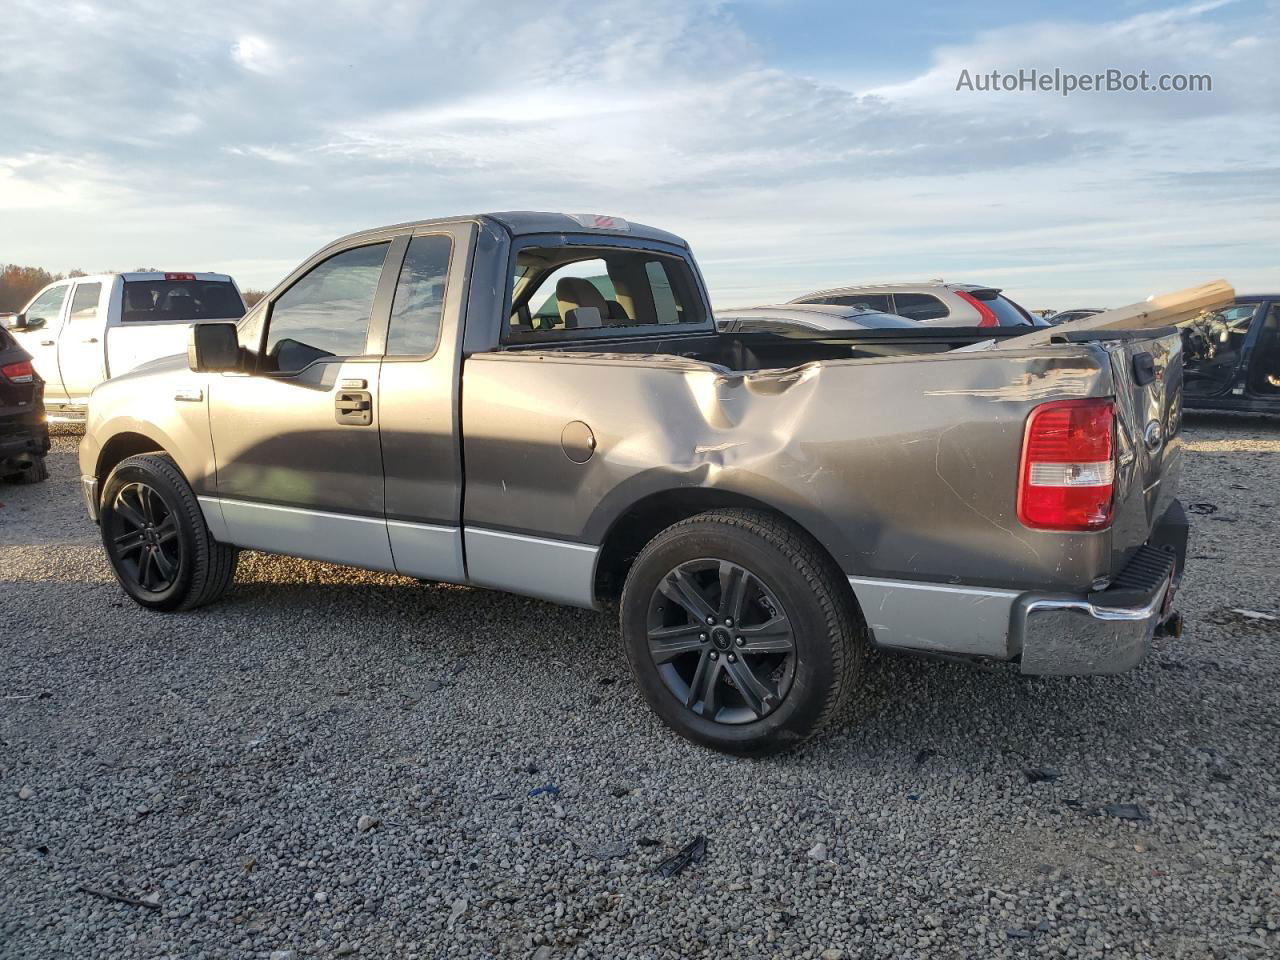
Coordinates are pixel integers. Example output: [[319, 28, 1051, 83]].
[[95, 431, 169, 485], [592, 486, 857, 611]]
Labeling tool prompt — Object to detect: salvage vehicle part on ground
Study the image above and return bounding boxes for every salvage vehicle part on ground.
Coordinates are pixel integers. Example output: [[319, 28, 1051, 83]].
[[78, 212, 1188, 753]]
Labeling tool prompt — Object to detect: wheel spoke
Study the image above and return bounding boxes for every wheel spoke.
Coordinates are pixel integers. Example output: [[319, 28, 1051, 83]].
[[736, 615, 794, 653], [113, 529, 147, 556], [137, 547, 155, 589], [114, 495, 146, 530], [659, 569, 718, 625], [698, 658, 724, 718], [140, 486, 160, 524], [723, 657, 774, 717], [648, 624, 707, 664], [717, 562, 749, 622], [684, 650, 711, 708], [155, 515, 179, 544], [152, 545, 177, 581]]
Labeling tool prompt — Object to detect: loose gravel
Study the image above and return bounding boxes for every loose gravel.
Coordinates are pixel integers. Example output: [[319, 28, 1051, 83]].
[[1, 417, 1278, 959]]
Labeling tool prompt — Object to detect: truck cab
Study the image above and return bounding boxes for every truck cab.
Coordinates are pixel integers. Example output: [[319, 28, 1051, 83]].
[[7, 272, 245, 421]]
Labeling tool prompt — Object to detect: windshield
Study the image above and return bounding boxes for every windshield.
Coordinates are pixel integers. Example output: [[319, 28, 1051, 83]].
[[121, 279, 244, 323]]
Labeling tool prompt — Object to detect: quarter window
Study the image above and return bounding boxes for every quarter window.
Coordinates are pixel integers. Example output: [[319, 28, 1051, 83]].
[[387, 235, 452, 356], [69, 283, 102, 323], [265, 243, 389, 373], [891, 293, 949, 321]]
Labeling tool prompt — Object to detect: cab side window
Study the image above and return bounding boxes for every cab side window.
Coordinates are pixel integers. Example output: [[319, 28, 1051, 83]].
[[506, 248, 705, 342], [892, 293, 949, 321], [25, 285, 69, 329], [387, 235, 453, 357], [68, 283, 102, 324], [265, 243, 389, 374]]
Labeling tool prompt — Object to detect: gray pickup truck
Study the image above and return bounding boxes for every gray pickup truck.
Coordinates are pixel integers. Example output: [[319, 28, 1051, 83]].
[[79, 212, 1187, 753]]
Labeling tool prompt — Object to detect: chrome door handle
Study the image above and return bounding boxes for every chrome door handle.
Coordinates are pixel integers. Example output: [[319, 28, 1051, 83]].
[[40, 340, 55, 346], [83, 337, 99, 343]]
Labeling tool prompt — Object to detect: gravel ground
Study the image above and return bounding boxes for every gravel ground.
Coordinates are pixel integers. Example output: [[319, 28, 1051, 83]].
[[1, 417, 1278, 960]]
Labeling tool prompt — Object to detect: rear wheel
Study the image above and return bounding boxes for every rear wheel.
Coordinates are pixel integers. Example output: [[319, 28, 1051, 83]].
[[620, 508, 864, 754], [100, 454, 238, 611], [2, 456, 48, 484]]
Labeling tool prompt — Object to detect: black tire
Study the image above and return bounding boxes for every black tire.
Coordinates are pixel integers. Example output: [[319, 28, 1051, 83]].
[[620, 508, 864, 754], [100, 453, 238, 611], [2, 456, 48, 484]]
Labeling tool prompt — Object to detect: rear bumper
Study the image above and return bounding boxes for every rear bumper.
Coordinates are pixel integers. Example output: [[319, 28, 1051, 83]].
[[849, 500, 1188, 676], [0, 416, 50, 466], [1015, 500, 1187, 675]]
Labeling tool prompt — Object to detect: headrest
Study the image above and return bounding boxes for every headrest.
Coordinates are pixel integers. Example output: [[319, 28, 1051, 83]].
[[556, 276, 608, 324]]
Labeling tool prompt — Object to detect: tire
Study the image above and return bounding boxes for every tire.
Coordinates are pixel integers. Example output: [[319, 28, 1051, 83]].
[[1, 456, 48, 484], [620, 508, 864, 754], [99, 453, 238, 611]]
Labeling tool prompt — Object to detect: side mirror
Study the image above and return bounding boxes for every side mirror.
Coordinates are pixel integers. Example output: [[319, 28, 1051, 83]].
[[6, 312, 37, 330], [188, 322, 242, 372], [1, 313, 19, 330]]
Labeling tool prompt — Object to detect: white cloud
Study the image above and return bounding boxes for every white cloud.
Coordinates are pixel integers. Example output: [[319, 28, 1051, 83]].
[[231, 34, 282, 75], [0, 0, 1276, 305]]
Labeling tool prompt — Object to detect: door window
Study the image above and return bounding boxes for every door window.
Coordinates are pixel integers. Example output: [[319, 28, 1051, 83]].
[[892, 293, 950, 321], [68, 283, 102, 324], [265, 243, 389, 374], [386, 235, 453, 357], [24, 285, 69, 329]]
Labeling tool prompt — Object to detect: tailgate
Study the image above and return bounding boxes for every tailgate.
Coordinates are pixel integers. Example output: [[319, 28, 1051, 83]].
[[1060, 328, 1185, 577]]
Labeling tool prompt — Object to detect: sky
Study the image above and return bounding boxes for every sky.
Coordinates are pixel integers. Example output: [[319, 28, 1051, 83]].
[[1, 0, 1276, 309]]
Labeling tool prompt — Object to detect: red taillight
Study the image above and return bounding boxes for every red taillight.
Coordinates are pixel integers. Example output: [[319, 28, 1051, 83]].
[[955, 290, 999, 327], [164, 272, 196, 281], [1, 360, 34, 383], [1018, 398, 1116, 531]]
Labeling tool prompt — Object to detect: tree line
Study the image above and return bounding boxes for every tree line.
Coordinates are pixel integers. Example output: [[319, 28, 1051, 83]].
[[1, 264, 266, 312]]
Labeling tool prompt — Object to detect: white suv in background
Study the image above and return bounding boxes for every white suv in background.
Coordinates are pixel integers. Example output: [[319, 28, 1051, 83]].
[[791, 281, 1037, 327]]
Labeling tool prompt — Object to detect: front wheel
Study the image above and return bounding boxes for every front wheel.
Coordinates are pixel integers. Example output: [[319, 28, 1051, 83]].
[[99, 453, 238, 611], [620, 508, 864, 754]]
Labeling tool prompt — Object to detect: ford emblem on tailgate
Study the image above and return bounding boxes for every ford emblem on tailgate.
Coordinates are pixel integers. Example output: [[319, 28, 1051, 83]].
[[1143, 419, 1164, 454]]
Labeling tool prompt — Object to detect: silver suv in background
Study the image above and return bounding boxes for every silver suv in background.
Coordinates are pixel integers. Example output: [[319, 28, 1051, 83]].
[[791, 281, 1036, 327]]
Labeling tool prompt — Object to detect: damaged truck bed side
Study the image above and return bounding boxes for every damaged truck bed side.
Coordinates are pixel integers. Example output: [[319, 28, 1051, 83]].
[[79, 213, 1189, 753]]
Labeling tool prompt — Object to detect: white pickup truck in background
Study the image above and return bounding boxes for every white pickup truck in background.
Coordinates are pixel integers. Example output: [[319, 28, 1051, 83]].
[[4, 272, 245, 421]]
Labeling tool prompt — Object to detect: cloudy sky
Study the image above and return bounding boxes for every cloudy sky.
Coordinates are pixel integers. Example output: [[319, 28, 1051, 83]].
[[2, 0, 1276, 308]]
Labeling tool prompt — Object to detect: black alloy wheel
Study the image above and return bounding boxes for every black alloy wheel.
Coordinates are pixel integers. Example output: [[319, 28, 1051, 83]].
[[105, 481, 182, 593], [646, 558, 796, 724]]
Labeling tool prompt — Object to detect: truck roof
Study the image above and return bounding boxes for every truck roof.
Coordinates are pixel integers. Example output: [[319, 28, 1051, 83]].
[[329, 212, 689, 250], [45, 272, 236, 284]]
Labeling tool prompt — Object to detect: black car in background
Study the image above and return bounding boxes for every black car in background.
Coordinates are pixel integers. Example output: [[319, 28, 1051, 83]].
[[0, 324, 50, 483], [1179, 295, 1280, 414]]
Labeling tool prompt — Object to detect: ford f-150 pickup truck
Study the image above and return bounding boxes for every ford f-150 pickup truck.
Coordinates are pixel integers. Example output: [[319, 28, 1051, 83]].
[[7, 272, 245, 422], [79, 213, 1187, 753]]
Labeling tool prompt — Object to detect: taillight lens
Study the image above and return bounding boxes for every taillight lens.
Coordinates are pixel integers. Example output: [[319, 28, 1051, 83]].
[[955, 290, 999, 327], [1018, 398, 1116, 531], [1, 360, 35, 383]]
